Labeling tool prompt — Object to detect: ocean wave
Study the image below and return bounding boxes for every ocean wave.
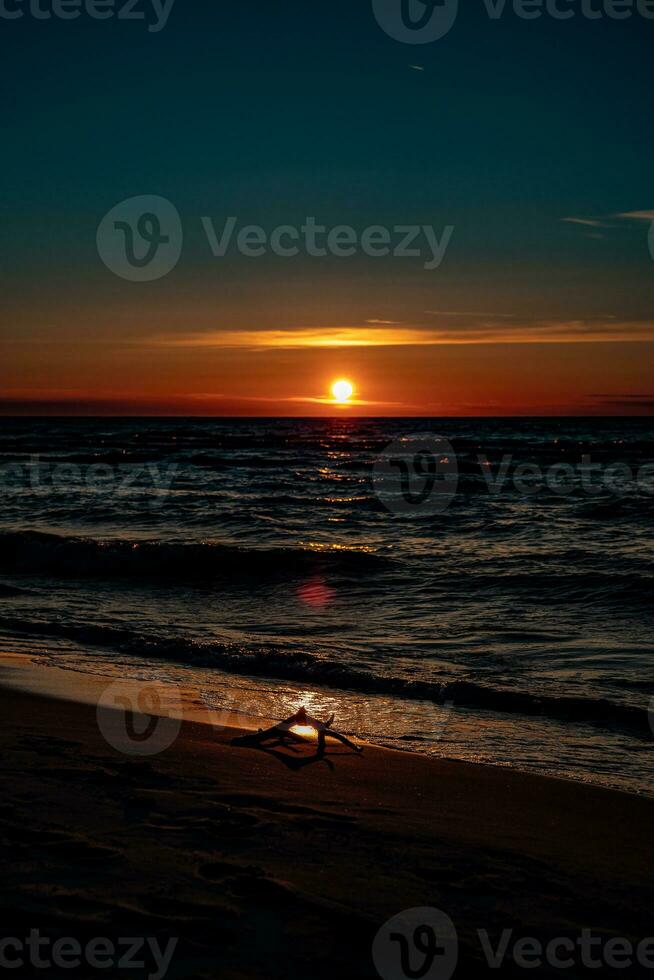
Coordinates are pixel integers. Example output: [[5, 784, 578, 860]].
[[0, 583, 32, 597], [0, 530, 391, 580], [574, 496, 654, 521], [411, 569, 654, 610], [0, 615, 649, 739]]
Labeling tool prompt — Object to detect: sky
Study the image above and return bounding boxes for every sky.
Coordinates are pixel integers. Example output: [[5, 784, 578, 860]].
[[1, 0, 653, 416]]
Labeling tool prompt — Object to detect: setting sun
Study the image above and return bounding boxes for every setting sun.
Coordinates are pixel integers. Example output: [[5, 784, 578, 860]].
[[331, 379, 354, 404]]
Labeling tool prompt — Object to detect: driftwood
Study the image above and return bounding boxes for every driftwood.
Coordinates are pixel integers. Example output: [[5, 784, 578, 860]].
[[231, 707, 363, 753]]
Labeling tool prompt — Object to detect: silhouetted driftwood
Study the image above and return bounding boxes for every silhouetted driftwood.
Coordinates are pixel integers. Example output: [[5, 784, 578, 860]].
[[231, 706, 363, 753]]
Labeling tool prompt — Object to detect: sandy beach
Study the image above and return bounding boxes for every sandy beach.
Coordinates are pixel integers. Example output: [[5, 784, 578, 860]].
[[1, 666, 653, 979]]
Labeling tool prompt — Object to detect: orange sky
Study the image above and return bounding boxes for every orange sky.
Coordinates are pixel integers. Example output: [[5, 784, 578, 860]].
[[3, 327, 654, 415]]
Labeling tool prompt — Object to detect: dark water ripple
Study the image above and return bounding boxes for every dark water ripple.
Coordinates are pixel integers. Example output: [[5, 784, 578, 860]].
[[0, 417, 653, 792]]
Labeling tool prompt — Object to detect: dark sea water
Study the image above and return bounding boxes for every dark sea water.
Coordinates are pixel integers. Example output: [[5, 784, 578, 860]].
[[0, 417, 653, 795]]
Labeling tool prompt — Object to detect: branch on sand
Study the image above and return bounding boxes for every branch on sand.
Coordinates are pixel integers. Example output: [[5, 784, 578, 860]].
[[231, 707, 363, 754]]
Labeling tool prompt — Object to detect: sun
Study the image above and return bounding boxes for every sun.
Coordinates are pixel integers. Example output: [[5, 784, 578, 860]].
[[331, 379, 354, 403]]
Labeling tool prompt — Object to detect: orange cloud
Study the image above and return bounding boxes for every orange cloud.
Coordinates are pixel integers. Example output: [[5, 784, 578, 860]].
[[151, 318, 654, 349]]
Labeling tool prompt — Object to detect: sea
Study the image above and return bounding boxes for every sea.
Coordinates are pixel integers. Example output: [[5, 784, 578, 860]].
[[0, 417, 653, 796]]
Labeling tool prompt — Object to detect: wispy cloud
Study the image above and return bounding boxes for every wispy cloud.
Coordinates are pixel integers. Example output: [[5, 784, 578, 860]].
[[152, 328, 428, 349], [185, 392, 402, 408], [151, 317, 654, 350], [0, 391, 408, 415], [424, 310, 516, 319], [562, 217, 608, 228], [615, 210, 654, 222], [563, 209, 654, 228], [588, 393, 654, 408]]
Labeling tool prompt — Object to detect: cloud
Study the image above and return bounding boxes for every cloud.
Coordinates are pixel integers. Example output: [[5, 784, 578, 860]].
[[150, 317, 654, 350], [587, 393, 654, 408], [615, 210, 654, 222], [589, 397, 654, 408], [0, 391, 407, 415], [424, 310, 516, 318], [562, 217, 608, 228], [153, 328, 428, 349], [563, 209, 654, 229], [186, 393, 403, 408]]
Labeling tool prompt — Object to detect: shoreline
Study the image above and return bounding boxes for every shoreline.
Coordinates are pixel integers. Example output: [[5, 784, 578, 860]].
[[1, 649, 652, 802], [1, 660, 654, 976]]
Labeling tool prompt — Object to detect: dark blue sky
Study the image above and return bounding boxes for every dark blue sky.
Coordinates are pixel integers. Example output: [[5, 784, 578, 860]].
[[2, 0, 654, 413]]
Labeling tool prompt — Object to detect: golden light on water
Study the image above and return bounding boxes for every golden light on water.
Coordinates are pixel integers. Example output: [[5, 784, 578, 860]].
[[331, 379, 354, 403], [291, 724, 318, 738]]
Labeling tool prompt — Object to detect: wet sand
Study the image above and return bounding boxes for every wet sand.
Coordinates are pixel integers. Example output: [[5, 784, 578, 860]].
[[1, 672, 653, 978]]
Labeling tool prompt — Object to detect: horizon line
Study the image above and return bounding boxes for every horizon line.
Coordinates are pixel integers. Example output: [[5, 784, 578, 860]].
[[2, 413, 653, 420]]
